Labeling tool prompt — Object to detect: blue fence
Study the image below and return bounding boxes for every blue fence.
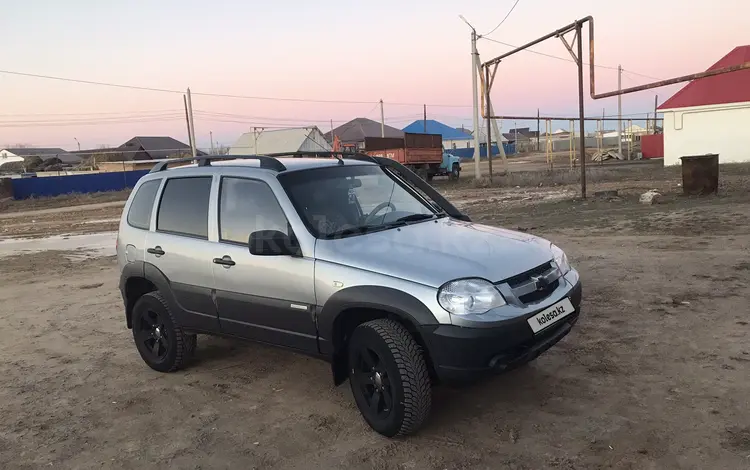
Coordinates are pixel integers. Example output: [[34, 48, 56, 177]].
[[11, 170, 149, 200], [449, 143, 515, 160]]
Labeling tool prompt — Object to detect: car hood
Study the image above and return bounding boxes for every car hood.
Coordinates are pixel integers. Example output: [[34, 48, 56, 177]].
[[314, 218, 554, 288]]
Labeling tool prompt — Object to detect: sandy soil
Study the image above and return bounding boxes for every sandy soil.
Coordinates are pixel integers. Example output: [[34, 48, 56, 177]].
[[1, 166, 750, 469]]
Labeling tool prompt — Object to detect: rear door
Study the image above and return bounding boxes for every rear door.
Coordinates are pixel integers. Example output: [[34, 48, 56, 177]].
[[211, 176, 317, 352], [144, 174, 219, 332]]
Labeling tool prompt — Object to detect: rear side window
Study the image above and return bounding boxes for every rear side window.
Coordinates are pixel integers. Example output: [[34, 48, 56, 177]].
[[126, 180, 160, 229], [219, 177, 289, 244], [157, 177, 212, 238]]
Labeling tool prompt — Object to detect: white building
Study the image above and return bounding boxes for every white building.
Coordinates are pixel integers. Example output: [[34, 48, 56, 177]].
[[229, 127, 331, 155], [658, 45, 750, 166]]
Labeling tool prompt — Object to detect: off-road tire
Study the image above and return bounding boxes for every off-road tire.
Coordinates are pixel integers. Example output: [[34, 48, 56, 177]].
[[131, 292, 192, 373], [348, 319, 432, 437], [450, 163, 460, 180]]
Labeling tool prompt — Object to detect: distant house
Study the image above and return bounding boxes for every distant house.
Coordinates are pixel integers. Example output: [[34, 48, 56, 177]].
[[658, 45, 750, 165], [326, 118, 404, 150], [230, 127, 331, 154], [0, 147, 80, 167], [402, 119, 507, 151], [402, 119, 475, 150], [115, 136, 201, 161]]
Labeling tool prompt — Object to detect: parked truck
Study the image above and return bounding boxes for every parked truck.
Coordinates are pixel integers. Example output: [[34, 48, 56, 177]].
[[364, 133, 461, 181]]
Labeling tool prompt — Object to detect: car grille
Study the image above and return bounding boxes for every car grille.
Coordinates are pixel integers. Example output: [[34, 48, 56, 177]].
[[518, 279, 559, 304], [498, 261, 561, 306], [504, 261, 553, 288]]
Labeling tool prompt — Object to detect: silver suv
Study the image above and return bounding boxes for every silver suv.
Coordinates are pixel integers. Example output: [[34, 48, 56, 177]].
[[117, 153, 582, 437]]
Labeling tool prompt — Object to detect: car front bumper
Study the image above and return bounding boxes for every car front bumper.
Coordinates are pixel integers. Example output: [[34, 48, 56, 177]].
[[420, 280, 582, 383]]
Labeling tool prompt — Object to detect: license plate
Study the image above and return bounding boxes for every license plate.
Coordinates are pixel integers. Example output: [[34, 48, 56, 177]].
[[527, 298, 575, 333]]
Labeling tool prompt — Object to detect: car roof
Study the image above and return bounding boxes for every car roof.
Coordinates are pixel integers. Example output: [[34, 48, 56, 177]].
[[163, 156, 375, 174]]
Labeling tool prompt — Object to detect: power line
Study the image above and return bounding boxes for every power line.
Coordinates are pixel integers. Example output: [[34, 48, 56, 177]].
[[481, 0, 521, 37], [0, 109, 181, 117], [480, 37, 664, 82], [0, 68, 474, 108]]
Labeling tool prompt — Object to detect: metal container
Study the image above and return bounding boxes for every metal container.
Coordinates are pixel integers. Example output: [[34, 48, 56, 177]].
[[679, 154, 719, 195]]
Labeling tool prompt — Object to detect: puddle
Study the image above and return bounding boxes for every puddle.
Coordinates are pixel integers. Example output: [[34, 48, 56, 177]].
[[0, 232, 117, 260]]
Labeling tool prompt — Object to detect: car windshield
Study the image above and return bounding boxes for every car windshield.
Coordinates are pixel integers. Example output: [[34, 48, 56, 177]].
[[279, 164, 442, 239]]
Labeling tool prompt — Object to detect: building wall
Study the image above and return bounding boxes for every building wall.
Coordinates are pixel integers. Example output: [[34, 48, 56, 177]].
[[443, 138, 474, 150], [662, 102, 750, 165], [298, 129, 332, 152]]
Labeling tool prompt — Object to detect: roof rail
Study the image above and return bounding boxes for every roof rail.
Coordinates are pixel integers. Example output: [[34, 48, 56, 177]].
[[148, 154, 287, 173], [262, 151, 380, 165]]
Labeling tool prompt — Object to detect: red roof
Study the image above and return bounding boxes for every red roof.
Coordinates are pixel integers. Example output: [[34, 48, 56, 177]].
[[658, 46, 750, 110]]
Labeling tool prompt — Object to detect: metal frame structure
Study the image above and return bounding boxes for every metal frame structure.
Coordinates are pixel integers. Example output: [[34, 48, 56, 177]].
[[481, 16, 750, 198]]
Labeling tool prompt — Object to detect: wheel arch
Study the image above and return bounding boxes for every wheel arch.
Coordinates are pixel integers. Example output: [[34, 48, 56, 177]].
[[317, 286, 438, 385], [120, 261, 179, 329]]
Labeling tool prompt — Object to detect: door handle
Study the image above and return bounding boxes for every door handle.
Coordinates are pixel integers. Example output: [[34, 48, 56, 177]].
[[147, 246, 165, 256], [213, 256, 236, 267]]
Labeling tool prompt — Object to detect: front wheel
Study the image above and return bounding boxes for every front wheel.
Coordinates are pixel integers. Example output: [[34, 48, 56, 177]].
[[450, 163, 460, 180], [348, 319, 432, 437]]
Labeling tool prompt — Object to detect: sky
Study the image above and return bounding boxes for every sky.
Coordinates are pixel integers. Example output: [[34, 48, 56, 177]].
[[0, 0, 747, 151]]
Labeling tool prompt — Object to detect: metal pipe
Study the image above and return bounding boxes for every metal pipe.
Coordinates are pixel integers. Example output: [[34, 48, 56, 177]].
[[485, 15, 750, 101], [596, 62, 750, 99], [576, 22, 586, 199], [486, 115, 661, 121], [483, 20, 579, 66]]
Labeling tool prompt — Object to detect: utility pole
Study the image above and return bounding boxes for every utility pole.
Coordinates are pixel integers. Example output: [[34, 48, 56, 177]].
[[183, 95, 193, 155], [617, 65, 623, 158], [470, 30, 481, 178], [536, 109, 540, 151], [186, 88, 197, 159], [379, 99, 385, 137], [485, 66, 493, 182], [654, 95, 659, 134], [423, 104, 427, 132], [475, 57, 506, 174], [209, 131, 215, 154]]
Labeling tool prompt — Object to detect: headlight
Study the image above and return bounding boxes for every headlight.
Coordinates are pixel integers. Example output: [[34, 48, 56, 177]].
[[437, 278, 506, 315], [551, 243, 571, 275]]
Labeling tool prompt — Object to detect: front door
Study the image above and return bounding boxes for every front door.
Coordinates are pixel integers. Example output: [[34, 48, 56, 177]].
[[211, 176, 317, 352]]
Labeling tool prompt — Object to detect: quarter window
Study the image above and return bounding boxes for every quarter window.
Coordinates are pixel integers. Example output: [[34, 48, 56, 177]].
[[157, 177, 212, 238], [219, 178, 289, 244], [126, 179, 160, 230]]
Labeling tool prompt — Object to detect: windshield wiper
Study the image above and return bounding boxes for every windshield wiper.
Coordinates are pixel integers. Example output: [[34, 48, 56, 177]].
[[394, 213, 437, 223], [326, 224, 399, 239]]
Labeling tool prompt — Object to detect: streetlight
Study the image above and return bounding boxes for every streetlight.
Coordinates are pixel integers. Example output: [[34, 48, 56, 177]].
[[74, 137, 81, 151]]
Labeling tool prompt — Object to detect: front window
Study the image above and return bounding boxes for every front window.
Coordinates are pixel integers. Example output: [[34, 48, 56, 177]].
[[279, 165, 441, 239]]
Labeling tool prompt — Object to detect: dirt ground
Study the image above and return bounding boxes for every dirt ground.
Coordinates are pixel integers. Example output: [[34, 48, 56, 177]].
[[1, 163, 750, 469]]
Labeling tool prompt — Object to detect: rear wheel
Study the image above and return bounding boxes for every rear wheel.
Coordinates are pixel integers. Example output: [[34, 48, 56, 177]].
[[131, 292, 194, 372], [348, 319, 431, 437]]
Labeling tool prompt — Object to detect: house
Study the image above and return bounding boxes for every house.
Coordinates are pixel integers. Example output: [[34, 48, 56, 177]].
[[658, 45, 750, 165], [325, 118, 403, 150], [115, 136, 201, 161], [0, 147, 80, 168], [402, 119, 506, 151], [230, 127, 331, 155], [403, 119, 475, 150]]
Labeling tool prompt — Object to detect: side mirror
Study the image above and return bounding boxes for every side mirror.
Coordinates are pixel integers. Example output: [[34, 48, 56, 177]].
[[248, 230, 300, 257]]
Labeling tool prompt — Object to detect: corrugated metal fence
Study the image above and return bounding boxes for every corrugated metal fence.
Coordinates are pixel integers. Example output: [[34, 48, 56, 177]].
[[449, 143, 516, 160], [11, 170, 149, 200]]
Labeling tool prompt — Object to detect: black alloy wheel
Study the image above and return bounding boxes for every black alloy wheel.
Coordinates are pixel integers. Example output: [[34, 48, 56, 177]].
[[134, 308, 170, 363], [131, 292, 193, 373], [351, 346, 395, 422]]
